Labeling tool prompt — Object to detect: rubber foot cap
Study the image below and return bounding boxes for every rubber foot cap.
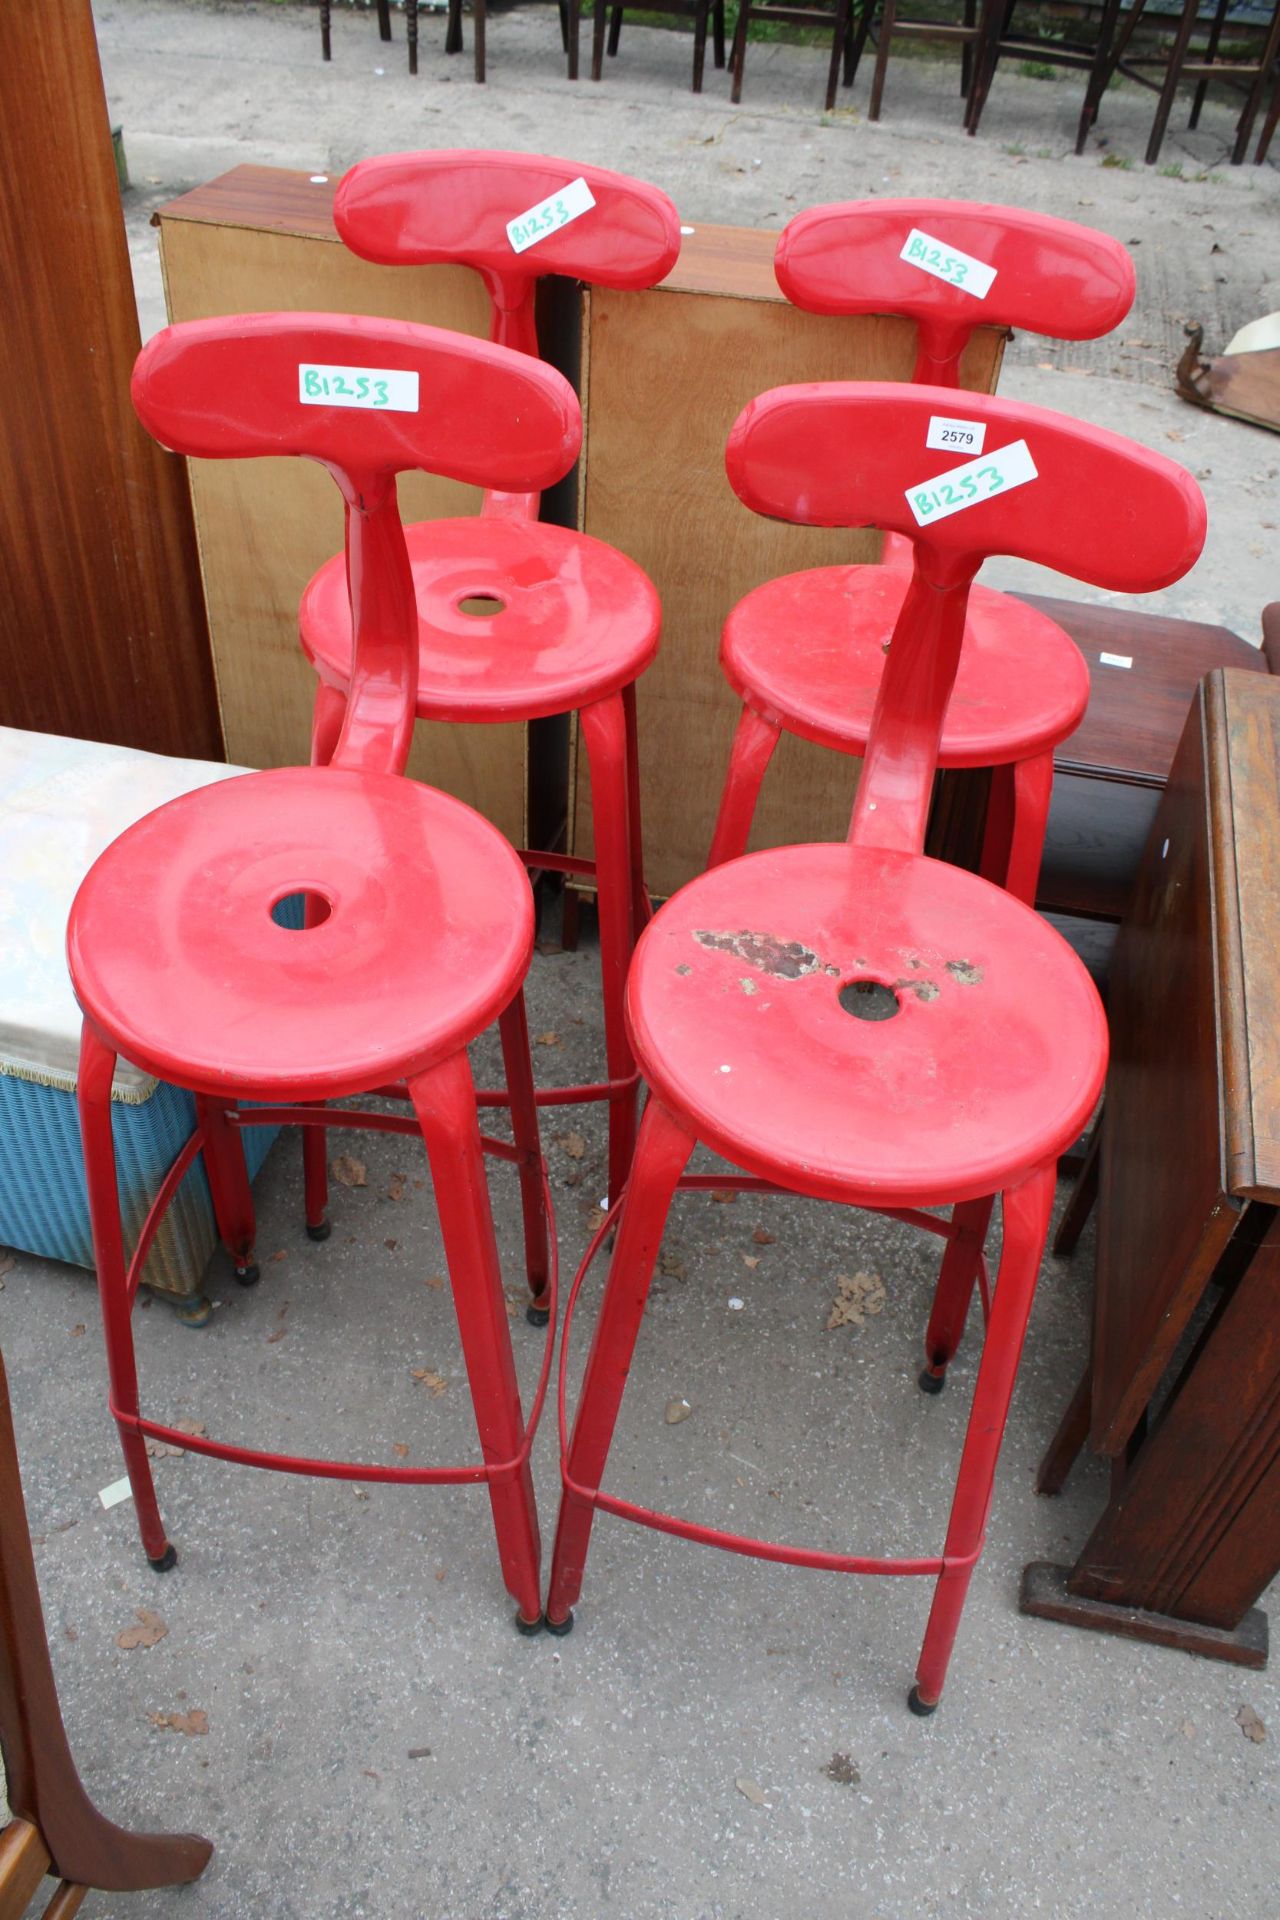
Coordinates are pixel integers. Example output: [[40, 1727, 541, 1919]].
[[234, 1263, 261, 1288], [907, 1685, 939, 1717], [526, 1303, 551, 1328], [306, 1220, 332, 1242], [544, 1610, 575, 1638], [149, 1545, 178, 1574], [918, 1367, 946, 1395], [514, 1610, 545, 1637]]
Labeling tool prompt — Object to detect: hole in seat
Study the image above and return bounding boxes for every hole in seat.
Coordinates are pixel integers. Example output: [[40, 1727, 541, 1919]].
[[271, 891, 332, 930], [838, 979, 900, 1022], [457, 593, 507, 618]]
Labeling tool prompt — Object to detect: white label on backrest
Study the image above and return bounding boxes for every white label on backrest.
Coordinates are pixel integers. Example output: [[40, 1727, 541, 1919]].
[[905, 440, 1038, 527], [900, 228, 998, 299], [298, 364, 419, 412], [506, 177, 596, 255], [926, 414, 987, 454]]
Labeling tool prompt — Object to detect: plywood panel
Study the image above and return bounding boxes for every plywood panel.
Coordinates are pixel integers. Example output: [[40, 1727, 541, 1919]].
[[0, 2, 218, 758], [573, 279, 1004, 898], [157, 200, 526, 841]]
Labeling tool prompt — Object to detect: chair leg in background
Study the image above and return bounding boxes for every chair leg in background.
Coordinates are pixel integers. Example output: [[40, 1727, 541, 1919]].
[[730, 0, 751, 103], [869, 0, 898, 118]]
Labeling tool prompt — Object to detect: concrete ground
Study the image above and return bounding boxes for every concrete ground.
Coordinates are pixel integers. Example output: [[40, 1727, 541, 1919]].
[[3, 2, 1278, 1915]]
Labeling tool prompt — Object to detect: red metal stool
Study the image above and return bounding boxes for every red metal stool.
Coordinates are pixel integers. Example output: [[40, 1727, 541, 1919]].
[[70, 313, 580, 1631], [299, 151, 681, 1212], [708, 199, 1135, 906], [547, 383, 1204, 1709]]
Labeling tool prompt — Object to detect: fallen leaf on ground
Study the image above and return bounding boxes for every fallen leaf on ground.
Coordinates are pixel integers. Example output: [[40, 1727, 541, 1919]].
[[144, 1418, 207, 1460], [352, 1487, 370, 1501], [266, 1302, 290, 1345], [659, 1251, 686, 1279], [742, 1255, 760, 1270], [751, 1226, 776, 1246], [826, 1271, 886, 1331], [117, 1608, 168, 1651], [392, 1443, 410, 1460], [665, 1398, 692, 1425], [149, 1709, 208, 1737], [712, 1188, 737, 1204], [268, 1250, 287, 1265], [561, 1131, 587, 1159], [408, 1746, 432, 1760], [412, 1368, 448, 1397], [535, 1031, 561, 1047], [735, 1776, 768, 1807], [1237, 1705, 1267, 1744], [384, 1239, 398, 1252], [424, 1272, 445, 1291], [823, 1752, 860, 1786], [330, 1154, 367, 1188], [387, 1173, 407, 1202]]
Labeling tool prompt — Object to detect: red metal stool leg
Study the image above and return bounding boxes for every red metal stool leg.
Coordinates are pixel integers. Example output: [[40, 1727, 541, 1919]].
[[407, 1049, 544, 1627], [301, 681, 350, 1235], [194, 1095, 258, 1285], [498, 988, 553, 1326], [918, 1195, 995, 1392], [579, 694, 639, 1208], [622, 680, 651, 935], [76, 1024, 174, 1572], [1004, 749, 1053, 907], [707, 705, 782, 869], [546, 1098, 695, 1628], [911, 1161, 1055, 1713], [310, 680, 347, 768]]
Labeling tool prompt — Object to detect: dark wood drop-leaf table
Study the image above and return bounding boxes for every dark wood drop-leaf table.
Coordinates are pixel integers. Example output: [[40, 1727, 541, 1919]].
[[1023, 669, 1280, 1669]]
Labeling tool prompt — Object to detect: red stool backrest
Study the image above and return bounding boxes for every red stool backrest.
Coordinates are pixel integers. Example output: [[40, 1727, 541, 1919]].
[[775, 200, 1135, 385], [132, 312, 580, 778], [726, 381, 1205, 855], [334, 151, 681, 355]]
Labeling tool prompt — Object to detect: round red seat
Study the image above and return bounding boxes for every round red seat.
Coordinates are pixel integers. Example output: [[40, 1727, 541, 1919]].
[[68, 767, 534, 1103], [626, 840, 1107, 1209], [300, 517, 661, 724], [722, 565, 1090, 766]]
